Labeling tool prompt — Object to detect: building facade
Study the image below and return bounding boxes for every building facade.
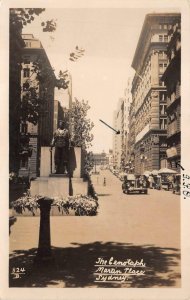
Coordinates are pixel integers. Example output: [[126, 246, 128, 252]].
[[113, 80, 132, 170], [131, 13, 180, 175], [112, 111, 118, 168], [9, 10, 25, 173], [108, 149, 114, 167], [112, 100, 122, 169], [127, 100, 136, 173], [162, 17, 181, 172], [93, 151, 109, 166], [19, 34, 55, 178], [120, 97, 126, 169], [122, 79, 132, 171]]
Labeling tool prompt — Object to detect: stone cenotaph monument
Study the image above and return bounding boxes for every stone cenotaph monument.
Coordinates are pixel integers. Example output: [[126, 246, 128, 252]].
[[30, 120, 88, 204]]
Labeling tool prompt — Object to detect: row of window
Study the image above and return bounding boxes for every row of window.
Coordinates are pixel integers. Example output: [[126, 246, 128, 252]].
[[134, 56, 168, 109], [159, 35, 168, 42], [135, 77, 151, 112], [160, 91, 167, 101], [160, 118, 167, 130], [135, 91, 167, 136], [136, 114, 167, 135], [25, 41, 32, 48], [159, 75, 165, 87], [23, 68, 30, 77], [158, 24, 172, 30], [160, 104, 167, 115], [158, 51, 167, 60], [159, 63, 168, 74]]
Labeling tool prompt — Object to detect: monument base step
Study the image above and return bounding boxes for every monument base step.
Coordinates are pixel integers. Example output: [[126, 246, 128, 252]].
[[30, 176, 88, 198], [49, 173, 68, 178], [13, 175, 89, 216]]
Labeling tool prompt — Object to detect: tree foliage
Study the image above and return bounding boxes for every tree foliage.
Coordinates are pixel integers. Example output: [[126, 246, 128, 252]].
[[10, 8, 56, 32], [84, 151, 94, 174], [10, 8, 63, 126], [21, 59, 69, 126], [70, 98, 94, 174], [70, 98, 94, 150]]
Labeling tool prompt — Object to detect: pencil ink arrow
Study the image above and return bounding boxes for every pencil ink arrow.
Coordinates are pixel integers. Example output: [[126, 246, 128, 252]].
[[175, 162, 185, 171], [99, 119, 120, 134]]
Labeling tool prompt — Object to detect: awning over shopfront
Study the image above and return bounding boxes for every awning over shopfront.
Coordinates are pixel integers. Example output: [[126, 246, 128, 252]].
[[158, 168, 177, 174], [151, 170, 159, 175]]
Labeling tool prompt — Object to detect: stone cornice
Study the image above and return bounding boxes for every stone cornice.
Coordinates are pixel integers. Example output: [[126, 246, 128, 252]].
[[131, 13, 181, 73]]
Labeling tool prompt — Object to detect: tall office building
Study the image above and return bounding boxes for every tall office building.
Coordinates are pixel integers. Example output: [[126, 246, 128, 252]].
[[113, 80, 132, 170], [131, 13, 180, 174], [112, 100, 123, 169], [162, 17, 181, 171], [123, 79, 132, 170]]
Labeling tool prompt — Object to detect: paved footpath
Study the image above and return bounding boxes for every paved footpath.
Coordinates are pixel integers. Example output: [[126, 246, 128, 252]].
[[9, 170, 181, 288]]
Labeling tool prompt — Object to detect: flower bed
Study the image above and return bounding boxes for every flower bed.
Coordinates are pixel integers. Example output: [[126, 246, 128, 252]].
[[12, 194, 42, 216], [12, 193, 99, 216]]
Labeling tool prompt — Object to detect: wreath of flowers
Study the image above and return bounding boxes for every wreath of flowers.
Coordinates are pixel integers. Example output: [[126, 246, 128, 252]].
[[12, 192, 99, 216]]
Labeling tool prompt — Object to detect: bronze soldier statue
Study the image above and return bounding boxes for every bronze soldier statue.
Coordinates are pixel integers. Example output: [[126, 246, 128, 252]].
[[50, 120, 70, 175]]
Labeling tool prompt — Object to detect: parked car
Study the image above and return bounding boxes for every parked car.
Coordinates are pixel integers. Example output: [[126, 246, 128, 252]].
[[119, 172, 128, 181], [122, 174, 148, 194], [155, 175, 172, 190]]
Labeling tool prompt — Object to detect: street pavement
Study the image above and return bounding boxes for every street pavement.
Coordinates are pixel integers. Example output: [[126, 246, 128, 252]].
[[9, 169, 181, 288]]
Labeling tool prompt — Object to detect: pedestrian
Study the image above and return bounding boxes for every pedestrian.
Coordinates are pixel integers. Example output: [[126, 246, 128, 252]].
[[103, 177, 106, 186]]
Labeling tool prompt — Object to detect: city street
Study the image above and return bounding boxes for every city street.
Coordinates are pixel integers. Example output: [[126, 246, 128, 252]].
[[7, 8, 183, 296], [9, 169, 181, 288]]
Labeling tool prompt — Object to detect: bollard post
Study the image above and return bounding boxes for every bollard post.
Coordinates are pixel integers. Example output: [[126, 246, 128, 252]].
[[36, 197, 53, 262]]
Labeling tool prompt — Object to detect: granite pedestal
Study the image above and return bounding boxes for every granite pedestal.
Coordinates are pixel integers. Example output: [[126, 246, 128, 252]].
[[26, 146, 88, 216]]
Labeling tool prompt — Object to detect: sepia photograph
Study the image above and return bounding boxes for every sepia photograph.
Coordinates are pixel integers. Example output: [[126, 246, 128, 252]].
[[1, 0, 190, 299]]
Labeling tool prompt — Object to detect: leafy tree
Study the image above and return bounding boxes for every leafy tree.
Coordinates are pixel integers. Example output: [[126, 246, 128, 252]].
[[10, 8, 56, 32], [84, 151, 94, 174], [21, 59, 69, 126], [9, 8, 68, 172], [70, 98, 94, 174], [70, 98, 94, 149]]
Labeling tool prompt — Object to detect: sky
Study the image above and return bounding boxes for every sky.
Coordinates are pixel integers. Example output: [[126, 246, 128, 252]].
[[22, 6, 180, 153]]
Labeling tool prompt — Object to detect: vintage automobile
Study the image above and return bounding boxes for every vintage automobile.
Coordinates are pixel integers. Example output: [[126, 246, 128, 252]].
[[122, 174, 148, 194], [119, 172, 128, 181], [155, 175, 172, 190]]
